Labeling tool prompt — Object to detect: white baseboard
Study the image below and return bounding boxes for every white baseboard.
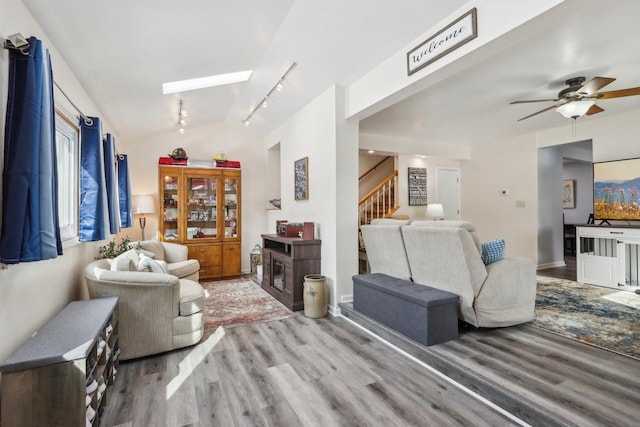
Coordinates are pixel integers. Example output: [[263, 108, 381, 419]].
[[340, 295, 353, 303], [328, 305, 341, 316], [537, 261, 566, 270]]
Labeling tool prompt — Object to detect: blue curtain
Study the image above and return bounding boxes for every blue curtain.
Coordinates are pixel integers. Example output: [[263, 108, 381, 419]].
[[103, 133, 120, 234], [0, 36, 62, 264], [79, 117, 109, 241], [117, 154, 133, 228]]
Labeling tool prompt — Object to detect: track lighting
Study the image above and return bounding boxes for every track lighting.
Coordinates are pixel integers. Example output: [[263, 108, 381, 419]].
[[242, 62, 297, 127], [178, 100, 187, 133]]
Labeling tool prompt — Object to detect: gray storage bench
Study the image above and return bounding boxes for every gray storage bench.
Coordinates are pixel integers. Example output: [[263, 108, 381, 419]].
[[353, 273, 459, 345]]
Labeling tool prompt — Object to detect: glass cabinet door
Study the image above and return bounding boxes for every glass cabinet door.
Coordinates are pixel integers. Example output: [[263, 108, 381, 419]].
[[222, 174, 240, 239], [160, 171, 180, 241], [186, 174, 218, 241]]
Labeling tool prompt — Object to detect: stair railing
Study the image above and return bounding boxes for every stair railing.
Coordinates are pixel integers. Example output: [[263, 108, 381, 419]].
[[358, 170, 399, 224]]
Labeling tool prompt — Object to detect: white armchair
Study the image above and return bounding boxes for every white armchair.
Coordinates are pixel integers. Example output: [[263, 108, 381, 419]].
[[84, 259, 205, 360]]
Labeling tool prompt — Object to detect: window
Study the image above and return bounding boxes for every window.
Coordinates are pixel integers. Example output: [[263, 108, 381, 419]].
[[55, 110, 79, 241]]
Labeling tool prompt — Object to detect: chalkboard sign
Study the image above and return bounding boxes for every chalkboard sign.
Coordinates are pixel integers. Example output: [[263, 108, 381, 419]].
[[408, 167, 427, 206]]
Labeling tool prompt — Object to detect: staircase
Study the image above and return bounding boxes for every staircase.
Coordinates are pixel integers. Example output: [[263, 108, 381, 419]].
[[359, 170, 399, 225]]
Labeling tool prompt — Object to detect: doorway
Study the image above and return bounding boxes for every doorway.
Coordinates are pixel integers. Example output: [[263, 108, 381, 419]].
[[437, 167, 460, 219]]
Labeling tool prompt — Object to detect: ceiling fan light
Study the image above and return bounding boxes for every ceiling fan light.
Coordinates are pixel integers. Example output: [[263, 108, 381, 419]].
[[556, 100, 595, 118]]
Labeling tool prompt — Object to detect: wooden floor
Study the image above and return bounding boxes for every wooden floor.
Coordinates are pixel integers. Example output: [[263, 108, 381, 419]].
[[537, 255, 576, 281], [340, 303, 640, 427], [102, 316, 520, 427], [102, 308, 640, 427]]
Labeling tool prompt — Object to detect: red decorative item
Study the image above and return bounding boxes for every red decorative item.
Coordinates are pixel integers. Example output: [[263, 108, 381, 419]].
[[215, 160, 241, 168], [158, 156, 187, 165]]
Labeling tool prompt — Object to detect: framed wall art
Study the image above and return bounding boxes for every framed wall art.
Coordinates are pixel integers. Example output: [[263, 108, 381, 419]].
[[294, 157, 308, 201], [408, 167, 428, 206], [562, 179, 575, 209]]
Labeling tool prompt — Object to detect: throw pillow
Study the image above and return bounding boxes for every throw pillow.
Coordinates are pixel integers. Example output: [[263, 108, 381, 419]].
[[481, 239, 505, 265], [137, 253, 169, 274], [110, 248, 139, 271], [135, 249, 156, 259], [136, 239, 165, 260]]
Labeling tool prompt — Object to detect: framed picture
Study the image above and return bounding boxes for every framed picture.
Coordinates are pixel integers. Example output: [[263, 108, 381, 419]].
[[562, 179, 575, 208], [294, 157, 308, 201], [190, 211, 199, 221], [408, 167, 428, 206]]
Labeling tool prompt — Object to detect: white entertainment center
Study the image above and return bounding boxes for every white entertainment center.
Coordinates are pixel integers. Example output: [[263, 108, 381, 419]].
[[576, 225, 640, 288]]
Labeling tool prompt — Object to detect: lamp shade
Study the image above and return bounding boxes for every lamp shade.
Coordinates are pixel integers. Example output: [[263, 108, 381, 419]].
[[555, 100, 595, 118], [426, 203, 444, 219], [132, 195, 155, 214]]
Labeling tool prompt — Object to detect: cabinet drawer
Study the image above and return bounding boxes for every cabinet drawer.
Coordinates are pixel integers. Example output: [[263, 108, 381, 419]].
[[188, 245, 221, 265], [200, 266, 222, 278]]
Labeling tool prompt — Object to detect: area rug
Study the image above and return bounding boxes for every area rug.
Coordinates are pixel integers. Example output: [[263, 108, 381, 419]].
[[533, 276, 640, 359], [200, 277, 297, 331]]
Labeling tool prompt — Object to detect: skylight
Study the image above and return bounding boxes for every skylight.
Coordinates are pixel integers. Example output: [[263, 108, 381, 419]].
[[162, 70, 253, 94]]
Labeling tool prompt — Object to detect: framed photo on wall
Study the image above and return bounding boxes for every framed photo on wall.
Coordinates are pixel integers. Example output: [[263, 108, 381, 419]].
[[294, 157, 308, 201], [562, 179, 575, 208], [408, 167, 428, 206]]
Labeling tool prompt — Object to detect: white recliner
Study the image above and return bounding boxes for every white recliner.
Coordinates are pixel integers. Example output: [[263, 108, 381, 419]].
[[360, 220, 536, 327], [360, 218, 413, 281]]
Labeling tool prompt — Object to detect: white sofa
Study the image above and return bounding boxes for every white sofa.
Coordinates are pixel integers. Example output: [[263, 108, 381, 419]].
[[360, 220, 536, 327], [84, 258, 205, 360]]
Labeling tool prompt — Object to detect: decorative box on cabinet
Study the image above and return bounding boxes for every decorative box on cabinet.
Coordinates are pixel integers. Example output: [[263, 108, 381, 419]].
[[158, 166, 241, 279], [0, 297, 120, 427], [261, 234, 321, 311]]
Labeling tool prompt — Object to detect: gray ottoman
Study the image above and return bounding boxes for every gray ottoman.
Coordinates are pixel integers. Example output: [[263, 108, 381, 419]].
[[353, 273, 459, 345]]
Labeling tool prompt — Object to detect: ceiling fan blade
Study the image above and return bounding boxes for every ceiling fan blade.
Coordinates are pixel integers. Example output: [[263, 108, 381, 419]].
[[593, 87, 640, 99], [576, 77, 616, 95], [516, 101, 567, 121], [586, 104, 604, 116], [510, 99, 558, 104]]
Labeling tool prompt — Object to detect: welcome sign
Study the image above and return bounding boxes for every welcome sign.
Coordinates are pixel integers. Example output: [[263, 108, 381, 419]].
[[407, 8, 477, 76]]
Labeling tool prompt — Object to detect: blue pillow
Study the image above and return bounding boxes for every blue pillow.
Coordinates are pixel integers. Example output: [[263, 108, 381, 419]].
[[481, 239, 505, 265]]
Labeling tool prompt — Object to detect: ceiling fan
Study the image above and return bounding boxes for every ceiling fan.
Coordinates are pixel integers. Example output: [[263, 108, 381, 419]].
[[510, 76, 640, 121]]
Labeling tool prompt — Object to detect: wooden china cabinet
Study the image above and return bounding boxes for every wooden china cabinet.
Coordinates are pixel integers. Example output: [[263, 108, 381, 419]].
[[158, 166, 241, 279]]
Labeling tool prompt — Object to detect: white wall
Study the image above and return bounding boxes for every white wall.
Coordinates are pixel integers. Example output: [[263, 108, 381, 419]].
[[0, 0, 114, 365], [461, 108, 640, 266], [118, 122, 265, 273], [395, 155, 461, 220], [358, 151, 393, 200], [461, 133, 539, 259], [346, 0, 563, 120], [265, 85, 359, 308], [563, 161, 593, 224], [537, 146, 564, 266]]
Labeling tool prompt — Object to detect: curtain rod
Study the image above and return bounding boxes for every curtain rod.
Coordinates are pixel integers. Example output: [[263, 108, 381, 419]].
[[3, 33, 93, 126]]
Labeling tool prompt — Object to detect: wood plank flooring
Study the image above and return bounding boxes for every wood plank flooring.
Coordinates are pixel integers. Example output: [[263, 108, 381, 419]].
[[538, 256, 577, 281], [340, 303, 640, 427], [102, 316, 520, 427]]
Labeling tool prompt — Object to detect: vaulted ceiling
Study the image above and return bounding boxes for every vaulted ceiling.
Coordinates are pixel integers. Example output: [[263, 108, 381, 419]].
[[21, 0, 640, 146]]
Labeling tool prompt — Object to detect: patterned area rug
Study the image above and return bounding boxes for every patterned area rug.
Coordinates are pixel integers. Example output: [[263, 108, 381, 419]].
[[200, 277, 297, 331], [534, 276, 640, 360]]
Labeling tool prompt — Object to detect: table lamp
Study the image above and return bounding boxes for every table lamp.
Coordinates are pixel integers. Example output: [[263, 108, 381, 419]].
[[426, 203, 444, 220], [132, 195, 156, 240]]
